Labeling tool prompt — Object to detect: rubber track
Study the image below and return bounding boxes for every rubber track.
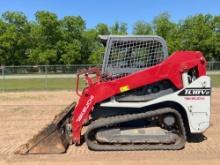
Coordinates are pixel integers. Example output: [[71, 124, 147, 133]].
[[85, 108, 186, 151]]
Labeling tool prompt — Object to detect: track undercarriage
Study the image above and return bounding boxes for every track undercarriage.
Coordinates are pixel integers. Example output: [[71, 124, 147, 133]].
[[86, 108, 186, 150]]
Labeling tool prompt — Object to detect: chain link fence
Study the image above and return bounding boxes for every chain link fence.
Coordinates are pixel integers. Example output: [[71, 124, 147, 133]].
[[0, 62, 219, 91], [207, 61, 220, 71], [0, 64, 101, 91], [0, 64, 102, 75]]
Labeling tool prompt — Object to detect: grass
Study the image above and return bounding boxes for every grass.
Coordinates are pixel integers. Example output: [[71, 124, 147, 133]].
[[0, 78, 85, 91], [0, 75, 219, 91], [210, 75, 220, 87]]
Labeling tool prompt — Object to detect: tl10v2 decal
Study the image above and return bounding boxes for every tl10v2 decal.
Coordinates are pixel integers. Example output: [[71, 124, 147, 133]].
[[178, 88, 211, 96]]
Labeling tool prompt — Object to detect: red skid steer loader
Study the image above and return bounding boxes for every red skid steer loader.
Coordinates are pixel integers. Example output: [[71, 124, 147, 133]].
[[15, 35, 211, 154]]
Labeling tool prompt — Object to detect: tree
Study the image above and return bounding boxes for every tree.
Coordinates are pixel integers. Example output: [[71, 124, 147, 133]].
[[59, 40, 82, 64], [133, 21, 153, 35], [80, 29, 99, 64], [35, 11, 61, 47], [153, 12, 180, 54], [27, 11, 61, 64], [27, 49, 57, 64], [96, 23, 110, 35], [0, 11, 220, 65], [88, 45, 105, 64], [58, 16, 85, 64], [179, 14, 215, 60], [61, 16, 85, 40], [213, 16, 220, 60], [153, 12, 176, 39], [0, 18, 7, 64], [110, 22, 128, 35], [0, 11, 30, 65]]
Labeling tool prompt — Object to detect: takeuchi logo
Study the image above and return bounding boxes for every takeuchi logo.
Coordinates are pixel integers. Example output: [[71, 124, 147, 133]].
[[76, 95, 94, 122]]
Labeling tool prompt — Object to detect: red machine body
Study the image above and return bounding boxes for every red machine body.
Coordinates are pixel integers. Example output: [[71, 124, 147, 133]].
[[72, 51, 207, 144]]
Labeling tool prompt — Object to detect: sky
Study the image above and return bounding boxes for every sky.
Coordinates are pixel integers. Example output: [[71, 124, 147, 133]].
[[0, 0, 220, 32]]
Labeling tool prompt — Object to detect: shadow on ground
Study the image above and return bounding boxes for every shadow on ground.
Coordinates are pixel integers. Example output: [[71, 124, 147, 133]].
[[187, 133, 207, 143]]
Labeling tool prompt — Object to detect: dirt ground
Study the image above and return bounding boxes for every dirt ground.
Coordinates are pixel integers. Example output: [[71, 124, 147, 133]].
[[0, 89, 219, 165]]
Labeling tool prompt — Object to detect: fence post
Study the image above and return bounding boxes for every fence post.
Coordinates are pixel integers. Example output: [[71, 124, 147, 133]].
[[1, 66, 5, 92], [211, 62, 213, 71], [45, 65, 48, 90]]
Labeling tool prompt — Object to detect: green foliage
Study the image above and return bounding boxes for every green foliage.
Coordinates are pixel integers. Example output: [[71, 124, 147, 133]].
[[88, 45, 105, 64], [178, 14, 216, 60], [0, 11, 220, 66], [61, 16, 85, 40], [152, 12, 180, 53], [0, 11, 30, 65], [59, 40, 82, 64], [213, 16, 220, 60], [96, 23, 110, 35], [110, 22, 128, 35], [26, 11, 61, 64], [80, 29, 99, 63], [27, 49, 57, 64], [133, 21, 153, 35], [153, 13, 175, 39], [35, 11, 61, 46]]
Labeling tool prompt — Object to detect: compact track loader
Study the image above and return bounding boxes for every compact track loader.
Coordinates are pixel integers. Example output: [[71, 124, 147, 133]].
[[15, 35, 211, 154]]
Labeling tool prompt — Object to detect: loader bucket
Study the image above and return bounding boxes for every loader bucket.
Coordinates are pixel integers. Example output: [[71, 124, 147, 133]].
[[14, 102, 75, 154]]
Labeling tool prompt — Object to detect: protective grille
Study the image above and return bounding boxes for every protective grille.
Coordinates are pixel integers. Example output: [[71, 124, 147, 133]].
[[102, 36, 168, 77]]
